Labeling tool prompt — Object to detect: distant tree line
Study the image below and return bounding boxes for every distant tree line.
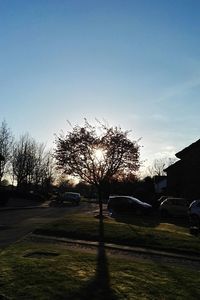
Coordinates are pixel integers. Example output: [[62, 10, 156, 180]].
[[147, 157, 176, 177], [0, 120, 54, 193]]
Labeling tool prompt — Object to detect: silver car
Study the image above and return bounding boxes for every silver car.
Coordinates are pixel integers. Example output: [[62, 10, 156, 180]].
[[188, 199, 200, 225]]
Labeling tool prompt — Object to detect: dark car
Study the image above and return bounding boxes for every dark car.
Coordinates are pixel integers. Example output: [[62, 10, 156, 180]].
[[159, 197, 188, 217], [188, 199, 200, 226], [107, 195, 152, 216], [50, 192, 81, 207]]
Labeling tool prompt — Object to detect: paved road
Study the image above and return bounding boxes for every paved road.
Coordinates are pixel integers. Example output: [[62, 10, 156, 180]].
[[0, 203, 89, 248]]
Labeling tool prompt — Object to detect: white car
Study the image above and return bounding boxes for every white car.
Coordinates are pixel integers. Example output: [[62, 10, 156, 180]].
[[188, 200, 200, 225]]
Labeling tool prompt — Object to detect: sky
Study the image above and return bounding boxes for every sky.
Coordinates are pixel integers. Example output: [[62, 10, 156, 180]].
[[1, 0, 200, 175]]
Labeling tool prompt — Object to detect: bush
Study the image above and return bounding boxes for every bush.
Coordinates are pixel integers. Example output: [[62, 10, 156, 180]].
[[0, 187, 9, 206]]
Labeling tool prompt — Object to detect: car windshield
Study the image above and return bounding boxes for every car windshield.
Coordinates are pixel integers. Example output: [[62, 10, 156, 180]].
[[190, 200, 200, 208], [109, 196, 148, 206]]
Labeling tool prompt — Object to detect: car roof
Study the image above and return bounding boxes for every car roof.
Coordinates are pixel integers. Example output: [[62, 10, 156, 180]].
[[190, 199, 200, 206], [164, 197, 186, 201], [64, 192, 80, 195], [109, 195, 144, 205]]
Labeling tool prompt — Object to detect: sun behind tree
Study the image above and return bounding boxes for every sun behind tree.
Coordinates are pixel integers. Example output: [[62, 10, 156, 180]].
[[54, 120, 140, 218]]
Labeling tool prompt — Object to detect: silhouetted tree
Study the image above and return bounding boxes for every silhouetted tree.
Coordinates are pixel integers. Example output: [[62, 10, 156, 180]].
[[55, 120, 140, 217], [56, 175, 75, 192], [31, 145, 55, 191], [12, 134, 54, 190], [0, 120, 13, 183], [39, 151, 55, 192], [147, 157, 176, 177], [12, 134, 36, 187], [109, 173, 138, 196]]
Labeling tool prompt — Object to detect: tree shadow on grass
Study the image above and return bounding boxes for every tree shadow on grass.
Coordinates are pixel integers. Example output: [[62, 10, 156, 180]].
[[114, 211, 161, 228], [150, 260, 200, 299], [114, 212, 189, 229], [160, 215, 190, 228], [67, 217, 119, 300]]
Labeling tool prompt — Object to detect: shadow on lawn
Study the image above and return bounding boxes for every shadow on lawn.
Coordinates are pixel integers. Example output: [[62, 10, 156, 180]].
[[114, 212, 160, 227], [68, 217, 118, 300], [150, 261, 200, 299]]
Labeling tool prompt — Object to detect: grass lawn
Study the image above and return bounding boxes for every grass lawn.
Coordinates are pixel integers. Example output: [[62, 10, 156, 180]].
[[34, 213, 200, 255], [0, 241, 200, 300]]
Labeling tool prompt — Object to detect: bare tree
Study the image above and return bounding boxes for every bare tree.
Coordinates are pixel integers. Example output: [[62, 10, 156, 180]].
[[147, 157, 176, 177], [12, 134, 55, 191], [12, 134, 36, 187], [55, 120, 140, 217], [31, 143, 46, 186], [0, 120, 14, 183], [39, 151, 55, 191]]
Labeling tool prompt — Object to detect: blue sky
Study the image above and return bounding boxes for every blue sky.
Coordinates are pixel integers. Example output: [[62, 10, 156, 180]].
[[1, 0, 200, 174]]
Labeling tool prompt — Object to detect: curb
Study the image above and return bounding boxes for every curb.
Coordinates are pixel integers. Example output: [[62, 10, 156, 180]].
[[30, 233, 200, 263]]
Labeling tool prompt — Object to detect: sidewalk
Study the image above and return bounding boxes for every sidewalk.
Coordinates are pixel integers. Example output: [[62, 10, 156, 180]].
[[30, 233, 200, 263]]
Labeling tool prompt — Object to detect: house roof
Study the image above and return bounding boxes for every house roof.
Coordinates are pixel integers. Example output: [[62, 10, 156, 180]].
[[164, 159, 181, 172], [176, 139, 200, 159]]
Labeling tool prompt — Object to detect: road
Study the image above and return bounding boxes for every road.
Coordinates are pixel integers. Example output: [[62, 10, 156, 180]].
[[0, 203, 89, 248]]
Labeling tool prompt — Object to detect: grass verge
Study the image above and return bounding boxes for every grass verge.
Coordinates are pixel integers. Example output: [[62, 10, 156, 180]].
[[34, 213, 200, 255], [0, 241, 200, 300]]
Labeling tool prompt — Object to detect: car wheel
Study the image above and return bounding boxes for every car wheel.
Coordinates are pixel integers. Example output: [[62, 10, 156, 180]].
[[190, 214, 200, 226], [109, 209, 116, 217]]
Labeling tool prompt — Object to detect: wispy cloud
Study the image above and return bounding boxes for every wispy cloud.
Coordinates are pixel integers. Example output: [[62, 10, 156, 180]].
[[157, 76, 200, 103], [154, 146, 177, 159], [149, 114, 168, 122]]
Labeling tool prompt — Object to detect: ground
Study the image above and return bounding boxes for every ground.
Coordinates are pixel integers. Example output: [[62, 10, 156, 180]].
[[0, 201, 199, 299]]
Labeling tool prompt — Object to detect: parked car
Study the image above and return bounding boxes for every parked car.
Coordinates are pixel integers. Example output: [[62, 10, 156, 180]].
[[50, 192, 81, 206], [159, 197, 188, 217], [188, 199, 200, 225], [107, 195, 152, 216], [157, 196, 171, 205]]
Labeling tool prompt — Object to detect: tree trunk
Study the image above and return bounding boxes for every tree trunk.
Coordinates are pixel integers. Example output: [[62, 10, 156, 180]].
[[98, 185, 103, 219]]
